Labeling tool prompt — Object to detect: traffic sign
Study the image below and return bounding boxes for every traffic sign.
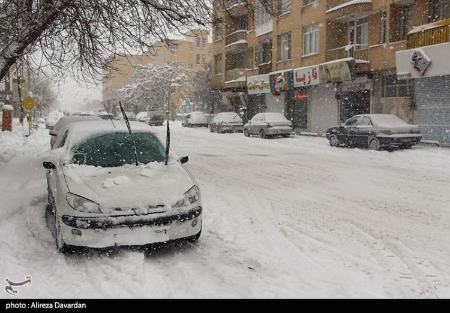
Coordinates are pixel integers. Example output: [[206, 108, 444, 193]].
[[22, 96, 36, 111]]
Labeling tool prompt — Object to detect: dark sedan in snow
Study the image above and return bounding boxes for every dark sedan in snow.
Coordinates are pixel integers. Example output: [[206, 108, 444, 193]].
[[326, 114, 422, 150]]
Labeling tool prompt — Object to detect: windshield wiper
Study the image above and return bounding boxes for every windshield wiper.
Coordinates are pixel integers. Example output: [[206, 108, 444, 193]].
[[119, 102, 139, 166]]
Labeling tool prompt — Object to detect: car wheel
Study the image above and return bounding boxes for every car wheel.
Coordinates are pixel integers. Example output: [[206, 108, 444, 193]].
[[260, 129, 266, 139], [187, 228, 201, 243], [329, 134, 340, 147], [368, 138, 380, 151], [244, 128, 250, 137]]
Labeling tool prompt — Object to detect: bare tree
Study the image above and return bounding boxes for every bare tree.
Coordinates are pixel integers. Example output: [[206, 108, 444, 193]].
[[0, 0, 275, 83], [29, 69, 56, 113]]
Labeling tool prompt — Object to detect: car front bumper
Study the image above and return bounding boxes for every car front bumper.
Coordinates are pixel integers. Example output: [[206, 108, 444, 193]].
[[60, 207, 202, 248]]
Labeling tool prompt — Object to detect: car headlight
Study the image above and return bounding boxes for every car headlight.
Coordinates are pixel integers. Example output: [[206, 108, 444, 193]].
[[172, 186, 201, 208], [66, 193, 101, 213]]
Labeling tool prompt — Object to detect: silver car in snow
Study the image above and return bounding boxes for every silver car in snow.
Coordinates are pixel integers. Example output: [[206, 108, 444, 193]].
[[209, 112, 244, 133], [244, 112, 293, 139]]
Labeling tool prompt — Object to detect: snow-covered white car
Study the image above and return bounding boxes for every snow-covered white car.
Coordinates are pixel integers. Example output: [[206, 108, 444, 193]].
[[44, 121, 202, 253], [182, 112, 208, 128]]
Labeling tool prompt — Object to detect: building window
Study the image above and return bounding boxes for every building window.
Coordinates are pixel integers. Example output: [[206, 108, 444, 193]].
[[303, 0, 319, 5], [303, 24, 320, 56], [196, 36, 206, 48], [279, 0, 292, 15], [214, 54, 223, 74], [254, 45, 264, 66], [390, 4, 412, 42], [213, 20, 224, 41], [399, 6, 411, 40], [196, 54, 201, 64], [277, 32, 291, 61], [202, 54, 206, 64], [255, 0, 272, 27], [382, 74, 413, 98], [348, 17, 368, 50], [380, 11, 387, 44], [430, 0, 450, 22]]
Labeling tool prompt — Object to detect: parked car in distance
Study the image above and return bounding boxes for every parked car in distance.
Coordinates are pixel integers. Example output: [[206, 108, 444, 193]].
[[147, 111, 165, 126], [97, 112, 114, 120], [136, 112, 149, 122], [244, 112, 293, 138], [326, 114, 422, 151], [49, 116, 101, 149], [118, 111, 137, 121], [43, 121, 202, 253], [210, 112, 244, 133], [182, 112, 208, 128]]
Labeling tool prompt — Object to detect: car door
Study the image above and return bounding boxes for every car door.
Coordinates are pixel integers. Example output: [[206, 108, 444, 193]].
[[355, 116, 373, 147], [250, 114, 263, 134], [342, 117, 360, 145]]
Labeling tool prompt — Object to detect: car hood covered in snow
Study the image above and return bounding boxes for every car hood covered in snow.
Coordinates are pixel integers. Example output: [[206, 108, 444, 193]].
[[63, 161, 195, 215]]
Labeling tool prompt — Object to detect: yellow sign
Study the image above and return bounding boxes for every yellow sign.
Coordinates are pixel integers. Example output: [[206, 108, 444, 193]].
[[22, 96, 36, 111]]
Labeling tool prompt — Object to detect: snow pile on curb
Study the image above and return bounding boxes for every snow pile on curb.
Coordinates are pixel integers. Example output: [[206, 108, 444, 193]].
[[0, 121, 49, 167]]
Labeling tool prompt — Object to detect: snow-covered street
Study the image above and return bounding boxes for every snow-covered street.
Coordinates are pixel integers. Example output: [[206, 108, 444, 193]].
[[1, 122, 450, 298]]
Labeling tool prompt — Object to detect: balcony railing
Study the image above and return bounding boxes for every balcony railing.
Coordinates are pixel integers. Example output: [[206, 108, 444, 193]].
[[225, 0, 248, 16], [326, 0, 372, 13], [326, 44, 369, 62], [225, 30, 248, 46], [225, 68, 246, 83], [258, 62, 272, 75], [407, 18, 450, 49]]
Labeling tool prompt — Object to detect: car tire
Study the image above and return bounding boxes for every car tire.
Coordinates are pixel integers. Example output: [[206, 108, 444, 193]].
[[329, 134, 340, 147], [187, 228, 202, 243], [368, 138, 380, 151], [260, 129, 266, 139], [244, 128, 250, 137]]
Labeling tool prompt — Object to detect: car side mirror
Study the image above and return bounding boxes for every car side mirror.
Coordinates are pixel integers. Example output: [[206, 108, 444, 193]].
[[72, 153, 87, 165], [179, 156, 189, 164], [43, 161, 56, 170]]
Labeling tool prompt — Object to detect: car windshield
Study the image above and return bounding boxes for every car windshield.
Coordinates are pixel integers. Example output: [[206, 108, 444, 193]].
[[217, 113, 242, 122], [71, 132, 166, 167], [264, 113, 288, 122], [370, 115, 408, 128]]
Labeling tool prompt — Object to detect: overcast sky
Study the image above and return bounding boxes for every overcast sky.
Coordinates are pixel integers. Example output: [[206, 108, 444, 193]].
[[54, 78, 102, 113]]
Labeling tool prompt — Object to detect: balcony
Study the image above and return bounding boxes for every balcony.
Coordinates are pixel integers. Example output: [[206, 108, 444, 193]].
[[225, 30, 248, 53], [225, 0, 249, 17], [225, 68, 246, 84], [326, 0, 373, 20], [326, 44, 369, 62], [258, 62, 272, 75], [407, 18, 450, 49]]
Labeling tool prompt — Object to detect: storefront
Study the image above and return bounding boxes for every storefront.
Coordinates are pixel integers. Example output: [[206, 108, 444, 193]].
[[246, 59, 358, 133], [396, 42, 450, 145], [290, 60, 355, 134]]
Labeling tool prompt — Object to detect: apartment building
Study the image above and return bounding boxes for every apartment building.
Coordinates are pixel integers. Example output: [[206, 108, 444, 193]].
[[212, 0, 450, 142], [103, 29, 212, 113]]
